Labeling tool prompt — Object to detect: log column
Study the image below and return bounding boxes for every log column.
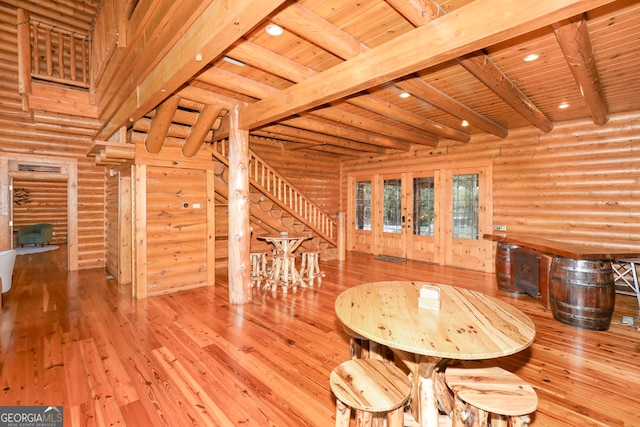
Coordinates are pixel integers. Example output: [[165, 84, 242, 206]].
[[228, 104, 252, 304]]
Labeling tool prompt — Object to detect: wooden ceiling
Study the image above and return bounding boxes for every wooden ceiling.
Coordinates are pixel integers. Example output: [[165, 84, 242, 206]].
[[11, 0, 640, 157]]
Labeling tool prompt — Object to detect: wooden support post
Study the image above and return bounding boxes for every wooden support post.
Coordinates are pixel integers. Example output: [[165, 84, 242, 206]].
[[337, 211, 346, 261], [228, 105, 252, 304]]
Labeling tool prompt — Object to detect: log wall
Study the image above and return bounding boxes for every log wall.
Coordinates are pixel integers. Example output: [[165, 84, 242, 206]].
[[249, 137, 342, 218], [341, 111, 640, 270], [12, 177, 67, 245], [0, 5, 104, 270]]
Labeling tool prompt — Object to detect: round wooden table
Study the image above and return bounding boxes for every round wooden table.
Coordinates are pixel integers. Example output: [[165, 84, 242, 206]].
[[335, 281, 536, 427]]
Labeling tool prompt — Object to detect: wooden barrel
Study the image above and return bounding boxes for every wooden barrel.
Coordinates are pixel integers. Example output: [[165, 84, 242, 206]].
[[496, 242, 523, 293], [549, 257, 614, 331]]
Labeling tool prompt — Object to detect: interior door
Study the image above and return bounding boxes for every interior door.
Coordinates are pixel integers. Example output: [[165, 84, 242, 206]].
[[379, 174, 407, 258], [443, 166, 491, 271], [406, 171, 439, 263]]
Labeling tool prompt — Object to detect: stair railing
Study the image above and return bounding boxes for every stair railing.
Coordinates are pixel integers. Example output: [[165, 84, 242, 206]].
[[207, 139, 337, 245], [17, 10, 90, 91]]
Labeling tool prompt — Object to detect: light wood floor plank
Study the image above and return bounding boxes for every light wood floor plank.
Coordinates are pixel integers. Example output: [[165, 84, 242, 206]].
[[1, 247, 639, 426]]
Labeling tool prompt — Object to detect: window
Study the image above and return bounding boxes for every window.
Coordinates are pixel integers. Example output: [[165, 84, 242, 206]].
[[383, 179, 402, 233], [355, 181, 371, 230], [413, 177, 434, 236], [452, 174, 479, 240]]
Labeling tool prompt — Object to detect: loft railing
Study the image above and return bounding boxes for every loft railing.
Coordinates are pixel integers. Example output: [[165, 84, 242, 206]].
[[17, 9, 90, 92], [208, 139, 337, 245]]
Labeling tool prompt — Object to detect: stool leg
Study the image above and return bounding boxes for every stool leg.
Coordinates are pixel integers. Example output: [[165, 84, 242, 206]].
[[386, 407, 405, 427], [349, 337, 363, 359], [335, 399, 351, 427], [508, 414, 531, 427], [355, 409, 373, 427], [452, 394, 468, 427], [491, 414, 509, 427]]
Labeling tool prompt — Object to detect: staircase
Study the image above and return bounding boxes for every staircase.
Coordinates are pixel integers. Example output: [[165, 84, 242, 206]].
[[206, 140, 339, 260]]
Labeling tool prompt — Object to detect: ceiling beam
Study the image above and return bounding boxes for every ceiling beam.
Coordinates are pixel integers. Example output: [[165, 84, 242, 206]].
[[271, 2, 471, 141], [240, 0, 613, 132], [257, 125, 388, 154], [389, 0, 550, 133], [197, 66, 425, 148], [219, 40, 437, 145], [96, 0, 286, 140], [182, 105, 223, 158], [144, 96, 180, 154], [553, 14, 608, 125], [457, 52, 554, 132]]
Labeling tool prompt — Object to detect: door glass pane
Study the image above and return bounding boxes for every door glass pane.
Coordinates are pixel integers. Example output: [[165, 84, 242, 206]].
[[383, 179, 402, 234], [355, 181, 371, 230], [452, 174, 479, 240], [413, 177, 434, 236]]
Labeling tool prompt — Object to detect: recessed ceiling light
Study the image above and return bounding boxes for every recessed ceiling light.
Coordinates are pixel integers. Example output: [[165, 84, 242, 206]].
[[399, 92, 411, 98], [222, 56, 245, 67], [558, 102, 570, 109], [266, 24, 284, 36], [523, 53, 540, 62], [461, 120, 469, 127]]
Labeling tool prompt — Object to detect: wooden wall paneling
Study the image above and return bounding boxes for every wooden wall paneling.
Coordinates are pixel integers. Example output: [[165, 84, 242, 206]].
[[118, 167, 132, 284], [206, 169, 215, 286], [145, 166, 208, 296], [133, 164, 147, 298], [104, 169, 118, 278], [12, 178, 68, 245], [2, 153, 79, 270], [341, 112, 640, 272], [250, 137, 341, 217], [0, 158, 9, 250], [76, 159, 103, 270]]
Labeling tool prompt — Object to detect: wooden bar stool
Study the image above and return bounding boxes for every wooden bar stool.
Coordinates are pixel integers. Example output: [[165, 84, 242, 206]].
[[445, 366, 538, 427], [300, 251, 324, 287], [330, 359, 412, 427], [612, 258, 640, 309], [249, 252, 268, 289], [266, 254, 302, 293]]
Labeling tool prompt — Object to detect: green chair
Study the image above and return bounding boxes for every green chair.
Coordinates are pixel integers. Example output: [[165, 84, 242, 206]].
[[17, 223, 54, 247]]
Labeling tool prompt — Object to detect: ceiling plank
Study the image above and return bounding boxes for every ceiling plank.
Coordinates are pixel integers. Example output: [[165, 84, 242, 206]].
[[389, 0, 551, 134], [457, 52, 554, 132], [258, 124, 389, 154], [240, 0, 613, 132], [197, 66, 424, 148], [96, 0, 286, 140], [284, 116, 411, 150], [395, 77, 508, 138], [272, 1, 470, 141], [553, 15, 608, 125]]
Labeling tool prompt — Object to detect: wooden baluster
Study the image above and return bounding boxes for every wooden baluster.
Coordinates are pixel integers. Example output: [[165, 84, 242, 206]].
[[45, 27, 52, 77], [32, 23, 40, 75], [70, 34, 76, 82], [57, 31, 64, 79]]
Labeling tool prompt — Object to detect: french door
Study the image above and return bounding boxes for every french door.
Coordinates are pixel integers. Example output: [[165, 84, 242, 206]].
[[349, 163, 492, 271]]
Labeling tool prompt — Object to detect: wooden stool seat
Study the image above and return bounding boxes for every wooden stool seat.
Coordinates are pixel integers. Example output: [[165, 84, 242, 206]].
[[445, 366, 537, 426], [330, 359, 411, 427]]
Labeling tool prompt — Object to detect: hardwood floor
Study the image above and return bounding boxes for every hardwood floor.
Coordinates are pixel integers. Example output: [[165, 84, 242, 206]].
[[1, 247, 639, 426]]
